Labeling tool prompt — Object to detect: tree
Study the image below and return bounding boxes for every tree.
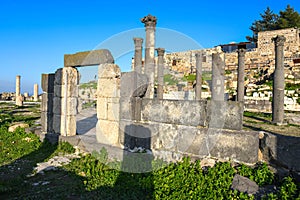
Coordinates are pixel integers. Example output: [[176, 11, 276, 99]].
[[276, 5, 300, 29], [246, 7, 278, 42]]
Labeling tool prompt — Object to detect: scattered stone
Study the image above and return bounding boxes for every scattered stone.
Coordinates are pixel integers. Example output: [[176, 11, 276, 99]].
[[8, 123, 29, 132], [231, 174, 259, 195], [200, 158, 216, 168]]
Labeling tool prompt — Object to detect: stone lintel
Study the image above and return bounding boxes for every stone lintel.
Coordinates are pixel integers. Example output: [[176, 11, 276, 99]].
[[64, 49, 114, 67]]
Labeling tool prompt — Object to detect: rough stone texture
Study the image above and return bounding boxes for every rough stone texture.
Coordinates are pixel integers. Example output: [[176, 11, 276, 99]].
[[96, 120, 119, 146], [211, 53, 225, 101], [8, 123, 29, 132], [231, 174, 259, 195], [16, 95, 23, 106], [16, 75, 21, 97], [133, 38, 143, 74], [41, 112, 53, 133], [64, 49, 114, 67], [141, 14, 157, 98], [272, 35, 286, 124], [237, 48, 246, 101], [33, 84, 39, 102], [96, 64, 121, 146], [120, 72, 148, 98], [156, 48, 165, 99], [260, 132, 300, 171], [195, 53, 203, 100], [41, 93, 54, 112], [41, 73, 55, 93]]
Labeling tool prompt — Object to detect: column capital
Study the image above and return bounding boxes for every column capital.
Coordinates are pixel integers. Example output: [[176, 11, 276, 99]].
[[237, 48, 246, 57], [156, 48, 165, 56], [133, 37, 143, 47], [272, 35, 286, 46], [141, 14, 157, 29]]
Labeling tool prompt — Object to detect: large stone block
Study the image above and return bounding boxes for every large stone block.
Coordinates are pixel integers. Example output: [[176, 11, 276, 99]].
[[53, 97, 77, 116], [97, 78, 120, 98], [107, 101, 119, 121], [41, 73, 55, 93], [54, 67, 79, 86], [96, 119, 119, 146], [54, 84, 78, 98], [64, 49, 114, 67], [98, 63, 121, 78], [120, 72, 148, 98], [53, 114, 76, 136], [208, 129, 258, 163], [97, 97, 108, 120], [41, 111, 53, 133]]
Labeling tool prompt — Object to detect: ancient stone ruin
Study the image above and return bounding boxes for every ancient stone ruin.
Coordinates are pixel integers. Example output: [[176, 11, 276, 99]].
[[40, 15, 299, 171]]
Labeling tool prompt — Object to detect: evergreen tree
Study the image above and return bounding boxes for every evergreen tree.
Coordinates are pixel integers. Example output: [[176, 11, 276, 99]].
[[276, 5, 300, 29], [246, 7, 278, 42]]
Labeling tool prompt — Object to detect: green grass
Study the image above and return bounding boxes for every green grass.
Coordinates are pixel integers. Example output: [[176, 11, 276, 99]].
[[163, 74, 178, 85], [79, 81, 97, 89]]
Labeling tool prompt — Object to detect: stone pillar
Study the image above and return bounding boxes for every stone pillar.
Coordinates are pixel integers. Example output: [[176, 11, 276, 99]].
[[133, 38, 143, 74], [96, 64, 121, 146], [53, 67, 79, 136], [141, 14, 157, 98], [211, 53, 225, 101], [41, 74, 55, 133], [15, 75, 23, 106], [33, 84, 39, 101], [156, 48, 165, 99], [237, 48, 246, 102], [272, 35, 286, 125], [195, 52, 203, 100]]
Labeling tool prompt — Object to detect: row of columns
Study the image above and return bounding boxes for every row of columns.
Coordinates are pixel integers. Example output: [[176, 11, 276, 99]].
[[15, 75, 39, 106]]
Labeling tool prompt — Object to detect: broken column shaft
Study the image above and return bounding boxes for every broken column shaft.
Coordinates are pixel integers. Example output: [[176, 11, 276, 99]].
[[237, 48, 246, 101], [156, 48, 165, 99], [33, 83, 39, 101], [272, 35, 286, 125], [211, 53, 225, 101], [195, 52, 203, 100], [133, 38, 143, 74], [141, 14, 157, 98]]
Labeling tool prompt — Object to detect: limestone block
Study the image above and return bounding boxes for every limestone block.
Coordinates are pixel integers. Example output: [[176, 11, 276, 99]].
[[16, 96, 23, 106], [97, 97, 108, 120], [96, 119, 119, 146], [64, 49, 114, 67], [98, 63, 121, 78], [120, 97, 133, 120], [107, 101, 119, 121], [41, 73, 55, 93], [54, 84, 78, 98], [41, 93, 54, 112], [53, 114, 76, 136], [54, 67, 79, 86], [53, 97, 77, 116], [120, 72, 148, 98], [156, 123, 178, 151], [41, 111, 53, 133], [8, 123, 29, 132], [97, 78, 120, 98]]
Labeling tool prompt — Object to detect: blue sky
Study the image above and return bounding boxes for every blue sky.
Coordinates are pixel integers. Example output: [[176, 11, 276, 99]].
[[0, 0, 299, 94]]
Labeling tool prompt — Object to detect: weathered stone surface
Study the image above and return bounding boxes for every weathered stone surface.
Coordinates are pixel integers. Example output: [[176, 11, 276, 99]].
[[231, 174, 259, 195], [107, 101, 119, 121], [8, 123, 29, 132], [97, 97, 108, 120], [98, 63, 121, 78], [53, 114, 76, 136], [16, 75, 21, 97], [41, 73, 55, 93], [16, 95, 23, 106], [54, 84, 78, 98], [211, 53, 225, 101], [208, 129, 258, 163], [97, 78, 120, 98], [260, 132, 300, 171], [53, 97, 78, 116], [33, 84, 39, 101], [41, 111, 53, 133], [54, 67, 79, 86], [96, 119, 119, 146], [141, 99, 207, 126], [64, 49, 114, 67], [41, 93, 54, 112], [120, 72, 148, 98]]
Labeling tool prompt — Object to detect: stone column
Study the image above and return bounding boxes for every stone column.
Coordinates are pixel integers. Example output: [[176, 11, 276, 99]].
[[33, 84, 39, 101], [141, 14, 157, 98], [156, 48, 165, 99], [211, 53, 225, 101], [53, 67, 79, 136], [195, 52, 203, 100], [16, 75, 21, 97], [272, 35, 286, 125], [15, 75, 23, 106], [96, 64, 121, 146], [133, 38, 143, 74], [41, 74, 55, 133], [237, 48, 246, 102]]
